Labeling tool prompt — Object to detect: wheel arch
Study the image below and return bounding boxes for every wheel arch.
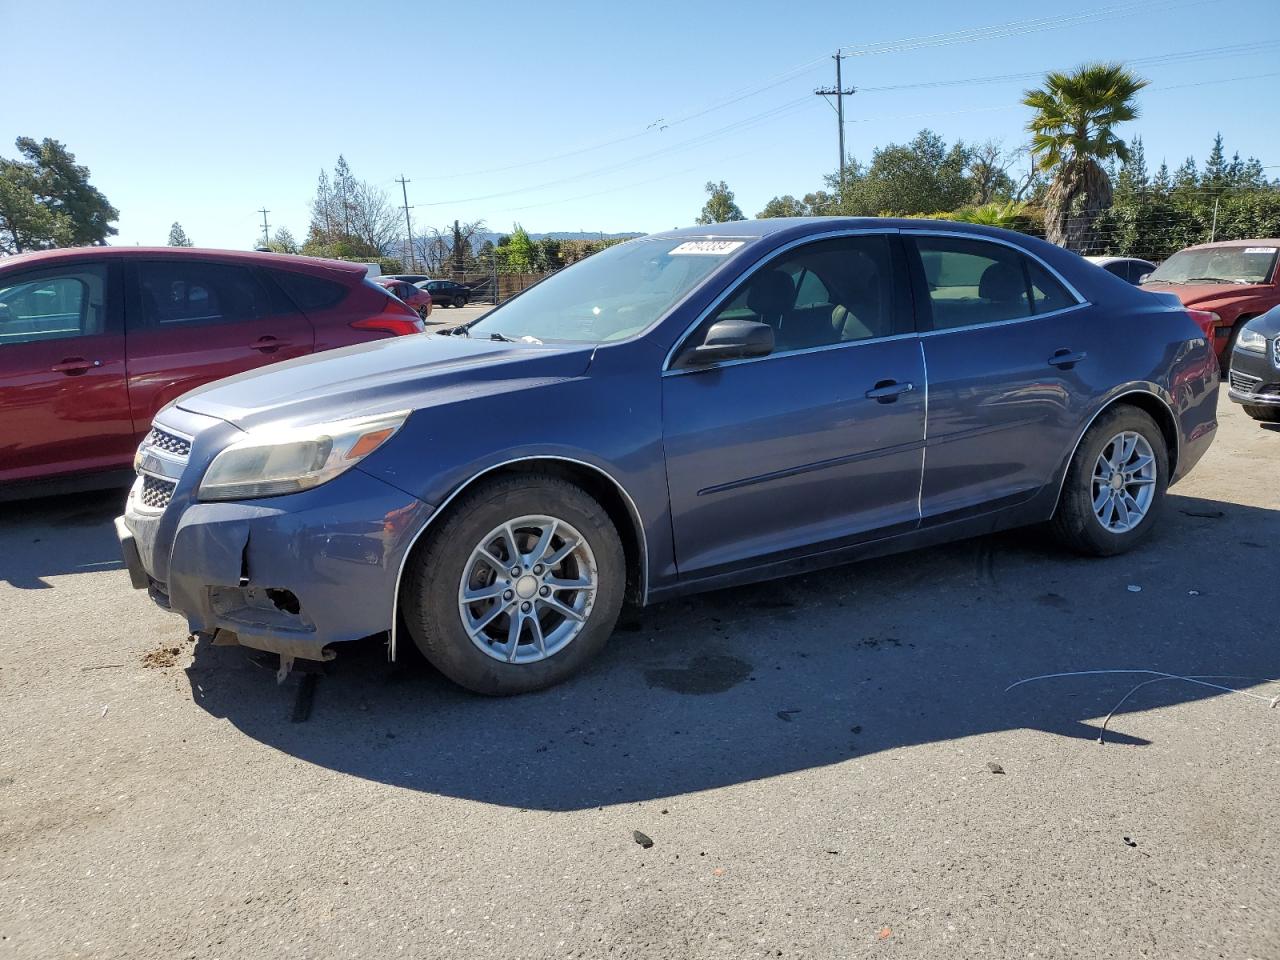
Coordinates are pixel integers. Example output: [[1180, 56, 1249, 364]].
[[390, 456, 648, 660], [1052, 388, 1180, 514]]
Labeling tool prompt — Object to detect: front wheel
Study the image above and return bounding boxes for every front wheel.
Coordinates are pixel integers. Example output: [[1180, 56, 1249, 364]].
[[453, 295, 466, 308], [1242, 403, 1280, 423], [1050, 406, 1169, 556], [401, 475, 625, 695]]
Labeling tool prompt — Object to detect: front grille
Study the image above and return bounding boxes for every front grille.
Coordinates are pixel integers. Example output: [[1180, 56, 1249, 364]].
[[140, 475, 176, 510], [146, 427, 191, 457], [1229, 370, 1262, 393]]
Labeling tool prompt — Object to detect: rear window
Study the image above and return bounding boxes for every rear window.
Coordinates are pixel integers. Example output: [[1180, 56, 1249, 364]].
[[270, 270, 349, 311]]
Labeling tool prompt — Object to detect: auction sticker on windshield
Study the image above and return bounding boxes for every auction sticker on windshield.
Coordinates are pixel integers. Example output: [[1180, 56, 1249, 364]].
[[669, 240, 746, 256], [1244, 247, 1277, 254]]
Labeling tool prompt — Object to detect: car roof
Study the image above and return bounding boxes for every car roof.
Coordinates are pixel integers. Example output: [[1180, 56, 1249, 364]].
[[0, 246, 368, 279], [1085, 255, 1152, 265]]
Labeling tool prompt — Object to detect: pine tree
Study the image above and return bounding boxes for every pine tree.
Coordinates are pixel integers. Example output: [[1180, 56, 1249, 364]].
[[167, 221, 192, 246]]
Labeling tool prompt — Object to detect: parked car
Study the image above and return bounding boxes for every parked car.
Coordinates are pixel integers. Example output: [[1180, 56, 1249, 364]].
[[1140, 240, 1280, 369], [1084, 255, 1156, 285], [1226, 306, 1280, 422], [116, 219, 1218, 694], [0, 247, 424, 497], [381, 274, 432, 284], [374, 276, 432, 320], [419, 279, 471, 308]]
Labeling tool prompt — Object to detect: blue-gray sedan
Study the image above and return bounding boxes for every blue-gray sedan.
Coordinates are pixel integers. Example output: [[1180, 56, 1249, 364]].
[[117, 218, 1219, 693]]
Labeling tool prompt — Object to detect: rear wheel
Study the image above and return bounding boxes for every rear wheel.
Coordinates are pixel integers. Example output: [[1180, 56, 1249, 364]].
[[1050, 406, 1169, 556], [453, 295, 466, 308], [1242, 403, 1280, 423], [402, 475, 625, 695]]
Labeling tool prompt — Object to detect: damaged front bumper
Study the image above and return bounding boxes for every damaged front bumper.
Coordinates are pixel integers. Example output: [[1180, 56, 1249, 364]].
[[117, 464, 433, 676]]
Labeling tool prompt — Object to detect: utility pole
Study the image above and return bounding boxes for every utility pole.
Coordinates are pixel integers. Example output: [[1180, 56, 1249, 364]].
[[1211, 196, 1219, 242], [814, 51, 855, 202], [396, 175, 416, 271], [258, 208, 270, 247]]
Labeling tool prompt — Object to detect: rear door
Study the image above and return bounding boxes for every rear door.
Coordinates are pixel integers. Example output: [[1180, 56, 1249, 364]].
[[123, 258, 315, 434], [907, 232, 1092, 522], [0, 260, 133, 485]]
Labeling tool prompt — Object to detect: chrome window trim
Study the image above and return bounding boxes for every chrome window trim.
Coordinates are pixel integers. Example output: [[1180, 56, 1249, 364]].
[[389, 456, 649, 661], [661, 227, 903, 374], [663, 330, 919, 377], [917, 302, 1090, 338]]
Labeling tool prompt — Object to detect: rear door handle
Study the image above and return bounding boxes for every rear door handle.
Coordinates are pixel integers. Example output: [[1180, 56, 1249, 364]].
[[865, 380, 915, 402], [250, 336, 291, 353], [1048, 349, 1086, 369], [51, 357, 99, 375]]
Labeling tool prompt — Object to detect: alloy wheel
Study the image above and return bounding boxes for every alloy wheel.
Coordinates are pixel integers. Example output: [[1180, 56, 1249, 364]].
[[1091, 431, 1158, 533], [457, 515, 598, 664]]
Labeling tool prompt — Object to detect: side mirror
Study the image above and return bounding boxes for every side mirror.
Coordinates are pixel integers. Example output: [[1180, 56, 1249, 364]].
[[680, 318, 774, 367], [1136, 273, 1152, 285]]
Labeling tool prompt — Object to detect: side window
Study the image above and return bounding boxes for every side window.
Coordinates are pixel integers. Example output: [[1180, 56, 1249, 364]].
[[702, 235, 897, 354], [0, 265, 107, 346], [268, 269, 348, 312], [137, 261, 267, 327], [1103, 261, 1128, 279], [1027, 260, 1075, 313], [913, 237, 1077, 330]]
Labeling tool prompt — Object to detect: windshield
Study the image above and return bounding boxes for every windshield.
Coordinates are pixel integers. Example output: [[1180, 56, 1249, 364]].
[[467, 237, 746, 343], [1147, 246, 1278, 285]]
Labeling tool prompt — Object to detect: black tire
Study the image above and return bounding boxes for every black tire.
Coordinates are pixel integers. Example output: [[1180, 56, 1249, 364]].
[[1050, 405, 1169, 556], [401, 474, 625, 695], [453, 295, 466, 308], [1242, 403, 1280, 423]]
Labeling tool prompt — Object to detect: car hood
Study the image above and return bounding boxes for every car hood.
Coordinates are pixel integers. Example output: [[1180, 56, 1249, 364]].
[[174, 334, 594, 431], [1243, 305, 1280, 338], [1141, 281, 1273, 308]]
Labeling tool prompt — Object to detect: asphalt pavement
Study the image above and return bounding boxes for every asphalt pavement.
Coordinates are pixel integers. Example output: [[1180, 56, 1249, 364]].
[[2, 394, 1277, 959]]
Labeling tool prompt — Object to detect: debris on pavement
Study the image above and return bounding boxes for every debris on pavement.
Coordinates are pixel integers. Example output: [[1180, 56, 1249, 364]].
[[142, 645, 182, 668], [632, 830, 653, 849], [986, 762, 1005, 775], [1123, 837, 1138, 847], [877, 927, 892, 940], [1180, 508, 1225, 519]]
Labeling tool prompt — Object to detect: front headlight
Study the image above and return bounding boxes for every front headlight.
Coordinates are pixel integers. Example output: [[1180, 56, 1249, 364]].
[[198, 410, 410, 501], [1235, 327, 1267, 354]]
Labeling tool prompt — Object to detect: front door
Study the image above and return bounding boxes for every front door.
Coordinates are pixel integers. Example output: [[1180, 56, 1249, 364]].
[[0, 260, 133, 485], [662, 232, 925, 579], [123, 258, 315, 435]]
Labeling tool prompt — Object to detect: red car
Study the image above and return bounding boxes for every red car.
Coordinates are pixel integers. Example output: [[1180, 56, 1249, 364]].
[[374, 276, 432, 320], [1142, 240, 1280, 368], [0, 247, 424, 497]]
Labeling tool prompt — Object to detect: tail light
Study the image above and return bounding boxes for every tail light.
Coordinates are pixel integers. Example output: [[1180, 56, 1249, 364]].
[[1185, 309, 1218, 340], [353, 282, 425, 336], [350, 311, 424, 336]]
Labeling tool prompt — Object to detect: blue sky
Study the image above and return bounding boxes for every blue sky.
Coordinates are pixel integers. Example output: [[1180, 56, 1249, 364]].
[[3, 0, 1277, 249]]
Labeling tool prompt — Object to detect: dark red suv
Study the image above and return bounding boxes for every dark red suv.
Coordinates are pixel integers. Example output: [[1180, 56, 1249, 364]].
[[0, 247, 423, 497]]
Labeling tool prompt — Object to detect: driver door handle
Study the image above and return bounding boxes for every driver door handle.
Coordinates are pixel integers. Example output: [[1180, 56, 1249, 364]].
[[865, 380, 914, 402]]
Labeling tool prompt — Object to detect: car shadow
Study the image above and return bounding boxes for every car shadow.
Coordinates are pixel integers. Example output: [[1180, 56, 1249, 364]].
[[185, 492, 1280, 811], [0, 486, 131, 589]]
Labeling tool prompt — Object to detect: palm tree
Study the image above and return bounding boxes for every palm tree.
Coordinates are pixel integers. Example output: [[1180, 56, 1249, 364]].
[[1023, 63, 1147, 252]]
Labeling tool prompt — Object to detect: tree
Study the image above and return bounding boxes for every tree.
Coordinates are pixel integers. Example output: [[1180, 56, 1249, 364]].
[[497, 224, 537, 272], [0, 137, 117, 254], [267, 227, 299, 254], [696, 180, 745, 224], [757, 195, 808, 218], [967, 140, 1017, 205], [1023, 63, 1147, 251], [304, 156, 400, 259], [837, 130, 972, 216], [167, 222, 192, 246]]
